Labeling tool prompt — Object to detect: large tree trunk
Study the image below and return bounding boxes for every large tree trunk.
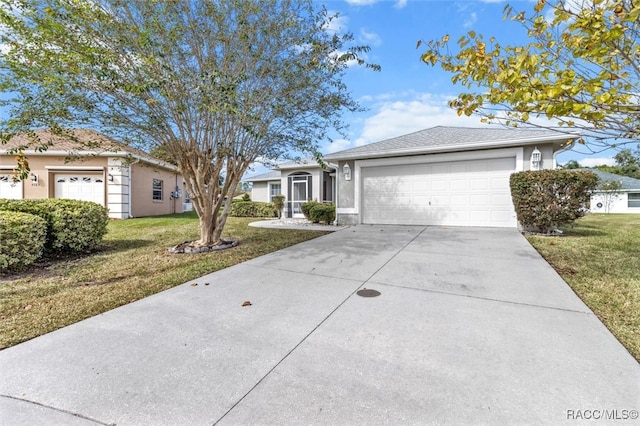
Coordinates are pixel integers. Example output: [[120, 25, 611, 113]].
[[197, 208, 219, 246], [182, 159, 243, 247]]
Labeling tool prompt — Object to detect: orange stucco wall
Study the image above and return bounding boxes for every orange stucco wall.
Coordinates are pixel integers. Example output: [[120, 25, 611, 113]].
[[129, 162, 183, 217], [0, 154, 108, 200], [1, 154, 184, 218]]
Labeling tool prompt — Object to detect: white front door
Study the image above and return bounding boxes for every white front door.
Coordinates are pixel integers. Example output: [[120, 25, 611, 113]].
[[292, 180, 308, 218], [0, 174, 23, 199], [55, 174, 105, 205]]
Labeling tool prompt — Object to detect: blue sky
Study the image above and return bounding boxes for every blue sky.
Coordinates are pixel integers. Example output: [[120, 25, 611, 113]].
[[310, 0, 619, 169]]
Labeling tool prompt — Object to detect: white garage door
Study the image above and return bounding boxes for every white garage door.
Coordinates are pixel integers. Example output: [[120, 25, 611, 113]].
[[361, 157, 516, 227], [55, 174, 105, 205], [0, 174, 23, 199]]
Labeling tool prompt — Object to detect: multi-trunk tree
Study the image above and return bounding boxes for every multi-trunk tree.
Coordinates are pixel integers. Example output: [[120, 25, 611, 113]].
[[0, 0, 378, 246]]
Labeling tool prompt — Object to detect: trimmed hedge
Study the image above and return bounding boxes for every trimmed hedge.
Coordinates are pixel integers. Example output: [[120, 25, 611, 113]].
[[0, 210, 47, 272], [0, 199, 109, 254], [229, 201, 277, 217], [301, 200, 321, 220], [510, 169, 598, 233], [309, 203, 336, 224]]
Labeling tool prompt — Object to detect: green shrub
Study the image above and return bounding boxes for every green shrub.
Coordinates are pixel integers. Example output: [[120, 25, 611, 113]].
[[301, 200, 321, 220], [272, 195, 285, 219], [229, 201, 277, 217], [242, 193, 251, 201], [308, 203, 336, 224], [0, 199, 109, 254], [510, 169, 598, 233], [0, 210, 47, 272]]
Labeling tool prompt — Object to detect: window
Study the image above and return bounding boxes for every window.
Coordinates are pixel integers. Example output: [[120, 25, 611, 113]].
[[270, 183, 281, 201], [153, 179, 163, 201], [628, 193, 640, 208]]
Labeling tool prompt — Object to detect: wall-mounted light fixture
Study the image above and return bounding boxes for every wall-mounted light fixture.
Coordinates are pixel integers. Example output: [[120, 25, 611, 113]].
[[108, 173, 114, 182], [30, 173, 39, 185], [530, 147, 542, 171], [343, 163, 351, 181]]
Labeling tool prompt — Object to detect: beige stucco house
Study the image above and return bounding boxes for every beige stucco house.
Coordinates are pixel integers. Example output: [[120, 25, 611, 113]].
[[322, 126, 578, 228], [0, 129, 191, 218]]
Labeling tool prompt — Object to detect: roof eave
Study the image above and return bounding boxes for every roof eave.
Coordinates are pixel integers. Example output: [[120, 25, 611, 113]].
[[0, 149, 179, 172], [325, 134, 579, 161]]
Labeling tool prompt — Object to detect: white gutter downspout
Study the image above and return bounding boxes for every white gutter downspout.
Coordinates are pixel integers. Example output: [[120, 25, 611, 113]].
[[553, 139, 577, 169]]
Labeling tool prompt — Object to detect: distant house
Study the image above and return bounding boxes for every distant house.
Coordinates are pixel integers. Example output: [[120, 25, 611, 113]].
[[0, 129, 191, 218], [245, 158, 336, 218], [588, 169, 640, 214]]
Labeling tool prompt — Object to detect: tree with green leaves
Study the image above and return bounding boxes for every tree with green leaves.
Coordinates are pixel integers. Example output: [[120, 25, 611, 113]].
[[596, 147, 640, 178], [420, 0, 640, 152], [0, 0, 378, 247], [561, 159, 582, 169], [597, 179, 623, 213]]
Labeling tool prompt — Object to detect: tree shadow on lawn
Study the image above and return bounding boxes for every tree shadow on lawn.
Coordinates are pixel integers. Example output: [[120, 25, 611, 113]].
[[99, 238, 155, 252], [560, 224, 607, 238]]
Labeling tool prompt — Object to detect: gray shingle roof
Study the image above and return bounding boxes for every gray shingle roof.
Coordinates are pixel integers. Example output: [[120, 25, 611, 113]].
[[585, 169, 640, 190], [324, 126, 578, 161], [1, 128, 176, 170]]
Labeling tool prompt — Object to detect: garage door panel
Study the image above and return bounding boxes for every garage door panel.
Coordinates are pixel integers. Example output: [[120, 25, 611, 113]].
[[469, 178, 489, 191], [361, 157, 516, 227], [0, 175, 23, 199], [55, 174, 105, 205], [469, 194, 490, 207]]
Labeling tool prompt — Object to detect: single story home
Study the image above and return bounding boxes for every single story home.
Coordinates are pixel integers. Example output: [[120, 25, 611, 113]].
[[323, 126, 577, 228], [247, 158, 336, 218], [588, 169, 640, 214], [0, 129, 192, 218], [247, 126, 578, 228]]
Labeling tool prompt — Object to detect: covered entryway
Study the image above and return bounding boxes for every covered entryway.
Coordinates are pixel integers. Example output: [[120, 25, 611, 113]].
[[361, 157, 516, 227], [0, 174, 22, 199], [54, 174, 105, 205], [287, 172, 312, 218]]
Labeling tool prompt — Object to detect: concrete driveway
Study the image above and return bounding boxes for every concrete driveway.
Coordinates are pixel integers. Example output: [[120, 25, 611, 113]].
[[1, 225, 639, 425]]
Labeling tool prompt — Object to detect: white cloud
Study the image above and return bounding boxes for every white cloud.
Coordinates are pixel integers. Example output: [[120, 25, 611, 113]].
[[360, 28, 382, 47], [394, 0, 408, 9], [322, 92, 494, 153], [323, 12, 349, 34], [325, 138, 354, 154], [345, 0, 378, 5], [578, 157, 616, 167], [464, 12, 477, 28], [359, 93, 487, 143]]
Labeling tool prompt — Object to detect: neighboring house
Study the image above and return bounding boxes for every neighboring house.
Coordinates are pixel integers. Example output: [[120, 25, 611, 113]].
[[0, 129, 191, 219], [588, 169, 640, 214], [246, 158, 336, 218], [323, 126, 578, 228]]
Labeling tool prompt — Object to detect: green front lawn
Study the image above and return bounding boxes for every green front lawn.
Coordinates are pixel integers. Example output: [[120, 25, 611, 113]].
[[0, 212, 328, 349], [527, 214, 640, 363]]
